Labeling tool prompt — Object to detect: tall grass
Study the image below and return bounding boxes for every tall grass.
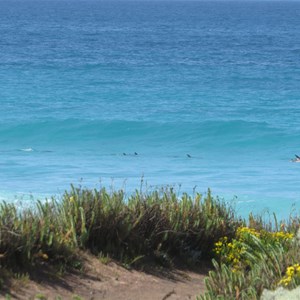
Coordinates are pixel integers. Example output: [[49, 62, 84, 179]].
[[0, 186, 240, 279]]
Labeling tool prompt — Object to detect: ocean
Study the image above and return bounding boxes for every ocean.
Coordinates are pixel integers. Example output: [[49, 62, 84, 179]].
[[1, 0, 300, 218]]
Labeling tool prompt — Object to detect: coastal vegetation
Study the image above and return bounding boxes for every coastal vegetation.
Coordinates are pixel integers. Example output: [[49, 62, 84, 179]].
[[199, 220, 300, 299], [0, 186, 300, 299]]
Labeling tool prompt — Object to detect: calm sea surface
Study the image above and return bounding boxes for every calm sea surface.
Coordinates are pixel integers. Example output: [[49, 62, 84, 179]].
[[1, 0, 300, 217]]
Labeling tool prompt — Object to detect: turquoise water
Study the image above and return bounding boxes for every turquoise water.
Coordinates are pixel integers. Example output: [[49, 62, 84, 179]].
[[1, 0, 300, 217]]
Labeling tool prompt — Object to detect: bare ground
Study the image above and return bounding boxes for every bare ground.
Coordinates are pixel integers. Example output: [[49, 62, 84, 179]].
[[1, 252, 209, 300]]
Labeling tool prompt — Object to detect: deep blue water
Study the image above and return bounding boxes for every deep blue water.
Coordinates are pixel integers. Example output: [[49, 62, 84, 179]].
[[1, 0, 300, 217]]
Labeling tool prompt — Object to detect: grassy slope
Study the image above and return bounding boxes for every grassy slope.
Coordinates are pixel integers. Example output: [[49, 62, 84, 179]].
[[1, 186, 300, 299], [0, 187, 238, 283]]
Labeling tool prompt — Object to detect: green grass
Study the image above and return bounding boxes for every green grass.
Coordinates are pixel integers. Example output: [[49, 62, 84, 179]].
[[2, 185, 299, 298], [0, 186, 239, 285]]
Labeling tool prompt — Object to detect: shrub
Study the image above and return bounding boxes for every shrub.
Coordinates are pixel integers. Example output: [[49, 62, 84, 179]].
[[199, 223, 300, 299]]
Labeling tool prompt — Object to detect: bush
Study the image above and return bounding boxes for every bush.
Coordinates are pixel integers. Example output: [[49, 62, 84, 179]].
[[199, 222, 300, 299], [0, 186, 240, 281]]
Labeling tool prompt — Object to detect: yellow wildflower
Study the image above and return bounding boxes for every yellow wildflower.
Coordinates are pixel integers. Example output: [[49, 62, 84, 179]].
[[237, 227, 260, 239], [279, 263, 300, 287]]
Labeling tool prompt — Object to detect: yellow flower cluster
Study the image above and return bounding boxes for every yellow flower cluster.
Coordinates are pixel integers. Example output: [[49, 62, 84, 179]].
[[214, 226, 294, 271], [237, 226, 293, 243], [279, 264, 300, 286], [214, 237, 227, 255], [226, 241, 246, 265], [270, 231, 294, 241], [236, 227, 260, 239], [214, 235, 246, 268]]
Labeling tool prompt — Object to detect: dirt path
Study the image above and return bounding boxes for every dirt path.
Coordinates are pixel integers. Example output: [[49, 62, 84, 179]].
[[2, 253, 208, 300]]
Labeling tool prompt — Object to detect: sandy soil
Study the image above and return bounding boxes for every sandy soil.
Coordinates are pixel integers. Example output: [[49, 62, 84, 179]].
[[1, 253, 208, 300]]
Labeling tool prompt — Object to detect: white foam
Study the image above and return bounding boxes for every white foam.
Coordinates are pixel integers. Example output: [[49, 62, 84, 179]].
[[20, 148, 34, 152]]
